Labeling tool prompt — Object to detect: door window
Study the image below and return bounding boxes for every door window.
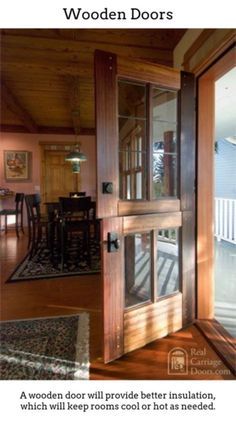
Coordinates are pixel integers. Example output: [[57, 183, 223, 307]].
[[156, 228, 180, 297], [119, 80, 147, 200], [152, 89, 178, 198], [119, 80, 178, 200], [125, 227, 180, 310]]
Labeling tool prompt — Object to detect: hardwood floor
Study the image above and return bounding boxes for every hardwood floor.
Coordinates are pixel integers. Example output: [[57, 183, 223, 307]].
[[0, 230, 103, 360], [0, 229, 235, 380]]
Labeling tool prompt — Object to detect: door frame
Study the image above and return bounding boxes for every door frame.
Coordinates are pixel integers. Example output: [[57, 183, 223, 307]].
[[39, 141, 79, 208], [196, 44, 236, 374], [95, 50, 196, 362]]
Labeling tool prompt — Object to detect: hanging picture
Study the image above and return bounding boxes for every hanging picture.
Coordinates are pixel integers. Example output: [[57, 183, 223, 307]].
[[4, 150, 30, 181]]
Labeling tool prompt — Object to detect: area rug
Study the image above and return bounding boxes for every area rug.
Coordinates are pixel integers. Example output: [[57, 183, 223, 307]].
[[0, 314, 89, 380], [7, 236, 101, 282]]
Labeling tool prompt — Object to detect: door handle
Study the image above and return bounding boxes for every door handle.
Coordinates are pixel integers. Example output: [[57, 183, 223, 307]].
[[107, 232, 120, 252]]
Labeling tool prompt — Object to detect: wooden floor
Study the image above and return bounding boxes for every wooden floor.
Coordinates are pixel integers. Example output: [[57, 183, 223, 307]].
[[0, 230, 235, 380]]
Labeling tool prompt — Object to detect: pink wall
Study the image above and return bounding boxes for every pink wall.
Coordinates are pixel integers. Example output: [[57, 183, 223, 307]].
[[0, 132, 96, 225]]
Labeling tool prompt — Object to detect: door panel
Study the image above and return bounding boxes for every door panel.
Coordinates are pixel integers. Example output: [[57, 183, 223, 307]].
[[101, 217, 124, 363], [124, 293, 182, 353], [118, 199, 180, 215], [42, 150, 77, 203], [95, 51, 119, 218], [95, 50, 195, 362], [123, 212, 181, 234]]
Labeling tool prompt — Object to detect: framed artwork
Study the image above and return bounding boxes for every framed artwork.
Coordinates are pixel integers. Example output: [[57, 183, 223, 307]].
[[4, 150, 30, 181]]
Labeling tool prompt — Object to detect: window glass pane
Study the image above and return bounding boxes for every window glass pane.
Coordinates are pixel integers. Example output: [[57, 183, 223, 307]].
[[126, 175, 131, 200], [118, 80, 146, 119], [156, 228, 179, 297], [152, 88, 178, 198], [125, 233, 151, 308], [136, 172, 142, 199], [153, 153, 177, 197], [119, 118, 146, 200], [152, 90, 177, 123], [119, 118, 146, 151], [118, 79, 147, 200]]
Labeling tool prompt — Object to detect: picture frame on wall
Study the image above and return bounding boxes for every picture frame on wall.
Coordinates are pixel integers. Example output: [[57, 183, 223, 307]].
[[4, 150, 30, 181]]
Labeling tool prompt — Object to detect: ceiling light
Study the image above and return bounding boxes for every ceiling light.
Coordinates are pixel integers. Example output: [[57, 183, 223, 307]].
[[65, 144, 87, 162]]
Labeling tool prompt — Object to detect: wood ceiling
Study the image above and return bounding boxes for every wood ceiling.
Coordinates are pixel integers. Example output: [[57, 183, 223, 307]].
[[0, 29, 186, 134]]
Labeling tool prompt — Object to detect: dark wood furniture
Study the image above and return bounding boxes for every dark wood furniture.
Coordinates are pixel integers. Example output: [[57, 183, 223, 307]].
[[58, 196, 93, 269], [0, 193, 24, 237], [25, 194, 49, 257]]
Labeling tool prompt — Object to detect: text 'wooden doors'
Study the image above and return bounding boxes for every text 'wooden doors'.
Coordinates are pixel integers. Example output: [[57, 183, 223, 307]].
[[95, 50, 195, 363]]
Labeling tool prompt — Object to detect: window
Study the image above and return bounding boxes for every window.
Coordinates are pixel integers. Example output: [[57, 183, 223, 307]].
[[119, 80, 178, 200]]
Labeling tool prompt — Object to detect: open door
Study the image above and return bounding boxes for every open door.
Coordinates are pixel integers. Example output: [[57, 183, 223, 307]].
[[95, 50, 195, 363]]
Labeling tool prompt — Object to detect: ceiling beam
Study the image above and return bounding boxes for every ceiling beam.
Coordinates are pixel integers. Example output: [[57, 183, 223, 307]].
[[0, 124, 95, 136], [1, 81, 38, 133], [182, 29, 216, 70], [1, 34, 173, 66]]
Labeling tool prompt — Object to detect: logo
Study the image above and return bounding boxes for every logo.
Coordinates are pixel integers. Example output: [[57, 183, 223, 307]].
[[168, 347, 188, 375]]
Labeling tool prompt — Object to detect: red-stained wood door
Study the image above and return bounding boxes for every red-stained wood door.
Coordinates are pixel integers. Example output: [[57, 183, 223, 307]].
[[95, 50, 196, 363]]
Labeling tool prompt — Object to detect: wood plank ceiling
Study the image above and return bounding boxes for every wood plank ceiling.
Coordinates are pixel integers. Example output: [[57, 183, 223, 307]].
[[0, 29, 186, 134]]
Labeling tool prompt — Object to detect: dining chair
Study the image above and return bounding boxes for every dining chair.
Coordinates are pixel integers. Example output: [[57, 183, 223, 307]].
[[0, 193, 24, 237], [58, 196, 92, 268], [25, 194, 49, 258]]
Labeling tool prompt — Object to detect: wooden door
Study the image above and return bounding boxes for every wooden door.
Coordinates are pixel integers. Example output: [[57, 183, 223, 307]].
[[95, 50, 196, 363], [41, 149, 79, 204]]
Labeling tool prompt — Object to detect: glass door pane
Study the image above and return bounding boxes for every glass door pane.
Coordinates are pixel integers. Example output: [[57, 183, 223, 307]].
[[152, 88, 178, 198], [125, 232, 151, 308], [118, 80, 147, 200], [156, 228, 180, 297]]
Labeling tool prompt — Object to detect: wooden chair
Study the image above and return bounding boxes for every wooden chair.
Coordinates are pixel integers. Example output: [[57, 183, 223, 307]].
[[0, 193, 24, 237], [25, 194, 49, 258], [59, 196, 92, 268]]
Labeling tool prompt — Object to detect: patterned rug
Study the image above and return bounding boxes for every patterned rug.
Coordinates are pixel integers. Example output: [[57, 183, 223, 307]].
[[0, 314, 89, 380], [7, 236, 101, 282]]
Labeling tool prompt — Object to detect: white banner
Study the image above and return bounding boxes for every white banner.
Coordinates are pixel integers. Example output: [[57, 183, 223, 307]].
[[0, 380, 235, 421], [0, 0, 235, 28]]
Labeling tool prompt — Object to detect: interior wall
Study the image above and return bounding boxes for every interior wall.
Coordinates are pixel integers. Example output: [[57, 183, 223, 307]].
[[0, 132, 96, 224]]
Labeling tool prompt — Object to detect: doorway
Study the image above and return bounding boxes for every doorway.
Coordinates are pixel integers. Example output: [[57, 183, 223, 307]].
[[214, 67, 236, 337], [40, 144, 80, 206], [197, 45, 236, 373]]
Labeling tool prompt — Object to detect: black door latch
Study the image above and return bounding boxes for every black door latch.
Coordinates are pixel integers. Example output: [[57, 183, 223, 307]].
[[107, 232, 120, 252]]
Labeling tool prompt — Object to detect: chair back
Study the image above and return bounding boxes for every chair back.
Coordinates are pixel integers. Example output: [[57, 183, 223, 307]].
[[45, 202, 60, 222], [25, 194, 41, 222], [59, 196, 91, 219], [69, 191, 86, 197], [15, 193, 24, 214]]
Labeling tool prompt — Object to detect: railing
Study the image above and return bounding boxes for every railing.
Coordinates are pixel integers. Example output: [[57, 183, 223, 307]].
[[214, 197, 236, 244], [158, 229, 177, 244]]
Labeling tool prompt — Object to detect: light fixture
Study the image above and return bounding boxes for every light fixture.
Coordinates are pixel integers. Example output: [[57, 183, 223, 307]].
[[71, 162, 81, 173], [65, 144, 87, 162]]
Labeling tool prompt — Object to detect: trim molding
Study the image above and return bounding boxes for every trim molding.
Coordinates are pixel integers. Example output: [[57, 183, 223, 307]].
[[0, 124, 95, 136], [195, 319, 236, 376], [192, 31, 236, 76], [183, 29, 216, 71]]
